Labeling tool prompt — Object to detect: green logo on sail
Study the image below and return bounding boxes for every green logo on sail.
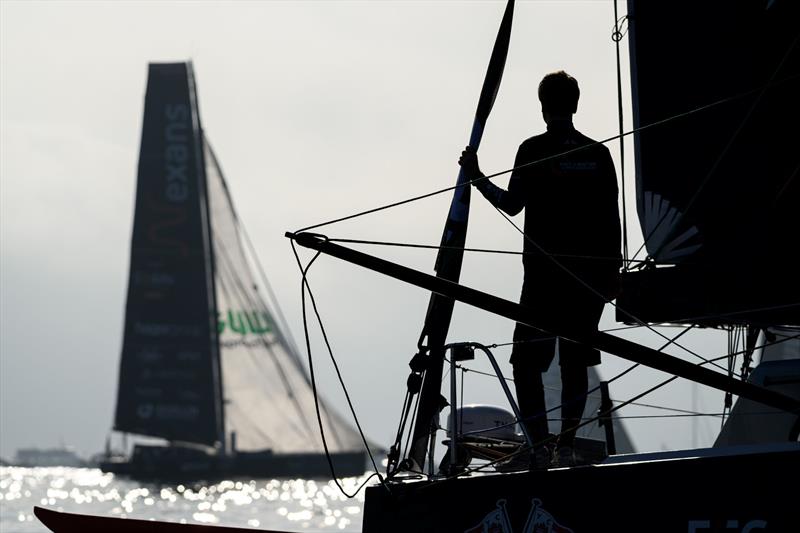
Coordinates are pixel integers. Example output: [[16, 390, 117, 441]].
[[218, 310, 273, 336]]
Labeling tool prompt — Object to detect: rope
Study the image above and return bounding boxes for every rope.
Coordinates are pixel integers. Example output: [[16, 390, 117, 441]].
[[421, 329, 800, 482], [490, 206, 729, 372], [612, 2, 629, 262], [295, 74, 798, 237], [328, 237, 650, 265], [290, 240, 389, 497]]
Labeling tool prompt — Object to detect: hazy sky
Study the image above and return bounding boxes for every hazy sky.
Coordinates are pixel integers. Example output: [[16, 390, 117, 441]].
[[1, 0, 732, 461]]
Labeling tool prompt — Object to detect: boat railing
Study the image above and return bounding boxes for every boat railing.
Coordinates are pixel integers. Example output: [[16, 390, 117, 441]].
[[441, 342, 533, 475]]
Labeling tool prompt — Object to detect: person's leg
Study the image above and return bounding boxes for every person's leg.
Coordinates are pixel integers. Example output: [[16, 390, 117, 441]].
[[554, 286, 605, 465], [510, 321, 553, 446], [558, 360, 588, 449], [512, 356, 549, 446]]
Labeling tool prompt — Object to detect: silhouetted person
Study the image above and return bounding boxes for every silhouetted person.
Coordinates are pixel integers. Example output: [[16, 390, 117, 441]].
[[459, 70, 622, 468]]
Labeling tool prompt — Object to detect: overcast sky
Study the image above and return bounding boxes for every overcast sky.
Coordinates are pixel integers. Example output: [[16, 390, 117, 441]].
[[1, 0, 733, 462]]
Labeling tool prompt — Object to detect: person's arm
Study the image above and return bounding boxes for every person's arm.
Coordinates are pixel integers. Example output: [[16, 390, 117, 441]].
[[459, 145, 525, 216]]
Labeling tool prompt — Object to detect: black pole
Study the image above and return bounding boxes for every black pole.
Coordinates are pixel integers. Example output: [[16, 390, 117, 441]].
[[599, 381, 617, 456], [287, 232, 800, 415]]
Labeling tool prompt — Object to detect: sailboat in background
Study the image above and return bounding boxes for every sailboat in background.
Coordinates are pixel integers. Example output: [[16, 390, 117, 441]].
[[99, 62, 369, 480]]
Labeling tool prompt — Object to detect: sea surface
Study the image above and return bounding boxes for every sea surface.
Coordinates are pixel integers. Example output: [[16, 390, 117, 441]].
[[0, 466, 375, 532]]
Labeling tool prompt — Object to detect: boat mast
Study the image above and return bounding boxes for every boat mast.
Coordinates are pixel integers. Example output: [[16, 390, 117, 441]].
[[187, 62, 226, 455], [407, 0, 515, 472]]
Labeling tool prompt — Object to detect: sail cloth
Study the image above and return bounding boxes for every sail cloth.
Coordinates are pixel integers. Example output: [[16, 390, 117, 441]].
[[114, 63, 223, 446], [409, 0, 515, 468], [205, 141, 363, 454], [620, 0, 800, 326]]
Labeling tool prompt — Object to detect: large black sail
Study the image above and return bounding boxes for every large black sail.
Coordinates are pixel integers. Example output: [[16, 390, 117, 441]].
[[620, 0, 800, 326], [408, 0, 515, 469], [114, 63, 222, 446]]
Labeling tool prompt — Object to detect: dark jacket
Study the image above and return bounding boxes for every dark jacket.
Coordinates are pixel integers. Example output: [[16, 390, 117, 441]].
[[477, 122, 622, 298]]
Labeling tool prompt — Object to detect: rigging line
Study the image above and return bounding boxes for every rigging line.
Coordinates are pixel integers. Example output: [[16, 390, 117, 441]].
[[205, 142, 325, 438], [551, 331, 800, 457], [447, 324, 695, 443], [388, 390, 414, 474], [206, 138, 304, 361], [294, 75, 797, 236], [327, 237, 650, 265], [771, 160, 799, 207], [401, 385, 424, 474], [612, 411, 785, 420], [207, 140, 310, 396], [214, 238, 315, 440], [214, 237, 317, 442], [629, 32, 800, 264], [214, 235, 322, 444], [612, 0, 629, 263], [664, 302, 800, 327], [424, 333, 800, 483], [294, 243, 379, 494], [428, 367, 693, 483], [456, 370, 720, 415], [224, 224, 358, 450], [296, 245, 386, 465], [239, 215, 305, 366], [490, 203, 729, 372], [291, 241, 388, 494]]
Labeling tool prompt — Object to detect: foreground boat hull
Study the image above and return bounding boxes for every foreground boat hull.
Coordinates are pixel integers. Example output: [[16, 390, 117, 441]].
[[33, 506, 288, 533], [363, 446, 798, 533]]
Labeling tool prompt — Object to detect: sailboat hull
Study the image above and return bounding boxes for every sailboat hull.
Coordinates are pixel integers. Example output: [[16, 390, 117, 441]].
[[364, 446, 798, 532], [99, 444, 368, 482]]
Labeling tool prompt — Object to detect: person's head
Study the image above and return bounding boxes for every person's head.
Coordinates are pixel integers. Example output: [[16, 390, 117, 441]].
[[538, 70, 579, 119]]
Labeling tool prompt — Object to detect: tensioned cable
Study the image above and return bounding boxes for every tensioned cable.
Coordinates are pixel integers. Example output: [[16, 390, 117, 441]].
[[214, 234, 321, 444], [323, 232, 737, 368], [629, 33, 800, 264], [295, 75, 797, 236], [490, 204, 728, 372], [206, 141, 328, 442], [328, 237, 649, 266], [450, 325, 696, 439], [420, 361, 724, 483], [320, 240, 797, 332], [612, 2, 629, 263], [665, 302, 800, 327], [438, 330, 800, 466], [209, 137, 372, 446], [294, 90, 793, 371], [291, 240, 389, 496], [240, 220, 304, 364], [206, 140, 305, 364]]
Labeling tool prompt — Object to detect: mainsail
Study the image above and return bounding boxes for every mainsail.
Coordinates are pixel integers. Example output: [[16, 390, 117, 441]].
[[114, 62, 363, 456], [114, 63, 222, 447], [620, 0, 800, 326]]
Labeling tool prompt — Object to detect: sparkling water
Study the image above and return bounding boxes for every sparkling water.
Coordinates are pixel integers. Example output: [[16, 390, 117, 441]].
[[0, 467, 373, 532]]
